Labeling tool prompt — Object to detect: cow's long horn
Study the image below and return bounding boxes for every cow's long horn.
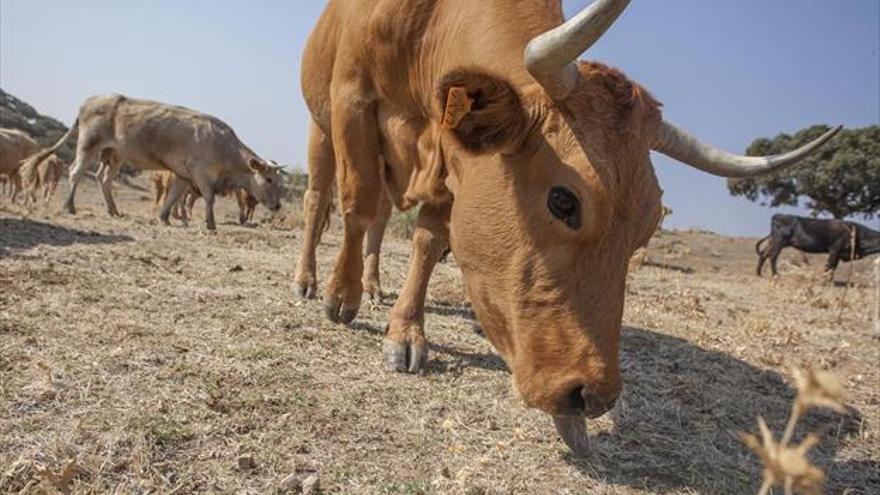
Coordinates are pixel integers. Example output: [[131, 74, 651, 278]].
[[652, 121, 842, 178], [525, 0, 631, 100], [553, 416, 590, 456]]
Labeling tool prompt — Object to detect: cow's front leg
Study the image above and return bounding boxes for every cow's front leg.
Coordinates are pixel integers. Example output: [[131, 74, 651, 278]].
[[384, 202, 450, 373], [323, 95, 383, 324], [363, 190, 392, 302]]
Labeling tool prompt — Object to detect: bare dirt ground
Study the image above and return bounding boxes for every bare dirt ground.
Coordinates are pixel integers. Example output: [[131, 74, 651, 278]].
[[1, 178, 878, 494]]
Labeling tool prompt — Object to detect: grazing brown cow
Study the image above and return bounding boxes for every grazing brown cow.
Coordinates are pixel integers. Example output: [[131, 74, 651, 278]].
[[234, 188, 259, 224], [296, 0, 839, 453], [23, 95, 285, 230], [0, 128, 40, 203]]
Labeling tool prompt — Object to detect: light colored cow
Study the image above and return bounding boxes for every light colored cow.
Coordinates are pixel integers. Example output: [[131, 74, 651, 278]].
[[151, 170, 190, 221], [0, 128, 40, 203], [0, 170, 22, 201], [152, 169, 262, 226], [21, 153, 64, 204], [23, 95, 284, 230]]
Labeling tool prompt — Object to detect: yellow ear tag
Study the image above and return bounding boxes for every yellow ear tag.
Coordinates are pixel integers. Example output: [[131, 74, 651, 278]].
[[442, 86, 472, 130]]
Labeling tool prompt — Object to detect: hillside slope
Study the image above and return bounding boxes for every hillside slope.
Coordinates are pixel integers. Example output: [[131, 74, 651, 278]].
[[0, 88, 74, 162]]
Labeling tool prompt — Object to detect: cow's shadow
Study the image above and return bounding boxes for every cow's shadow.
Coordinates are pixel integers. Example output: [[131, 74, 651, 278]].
[[562, 326, 875, 494], [0, 217, 133, 257]]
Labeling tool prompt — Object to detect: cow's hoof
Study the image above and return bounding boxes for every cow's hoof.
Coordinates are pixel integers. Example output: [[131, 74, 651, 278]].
[[324, 298, 341, 323], [296, 282, 317, 300], [324, 297, 359, 324], [339, 307, 359, 324], [383, 336, 428, 373], [363, 277, 382, 303], [365, 287, 383, 303]]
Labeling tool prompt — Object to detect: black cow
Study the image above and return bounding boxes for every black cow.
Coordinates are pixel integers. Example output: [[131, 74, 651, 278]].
[[756, 214, 880, 276]]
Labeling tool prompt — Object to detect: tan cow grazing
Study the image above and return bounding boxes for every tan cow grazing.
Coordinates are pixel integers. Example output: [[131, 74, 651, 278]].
[[23, 95, 285, 230], [183, 183, 262, 225], [21, 154, 64, 204], [296, 0, 840, 454], [153, 169, 262, 226], [235, 188, 259, 225], [0, 170, 22, 201], [0, 128, 40, 203], [151, 170, 190, 221]]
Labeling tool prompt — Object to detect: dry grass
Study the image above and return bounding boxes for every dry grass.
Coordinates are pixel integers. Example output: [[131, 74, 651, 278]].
[[740, 366, 848, 495], [1, 179, 878, 494]]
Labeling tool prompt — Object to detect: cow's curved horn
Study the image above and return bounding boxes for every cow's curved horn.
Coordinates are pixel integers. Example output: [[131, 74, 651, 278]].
[[525, 0, 631, 100], [652, 122, 842, 178], [553, 416, 590, 457]]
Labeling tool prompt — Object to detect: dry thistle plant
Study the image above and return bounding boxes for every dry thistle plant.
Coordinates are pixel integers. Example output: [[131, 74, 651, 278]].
[[740, 366, 846, 495]]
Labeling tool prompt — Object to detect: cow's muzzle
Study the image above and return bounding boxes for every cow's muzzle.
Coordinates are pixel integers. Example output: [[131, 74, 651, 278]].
[[552, 386, 617, 456], [558, 386, 617, 419], [567, 385, 617, 419]]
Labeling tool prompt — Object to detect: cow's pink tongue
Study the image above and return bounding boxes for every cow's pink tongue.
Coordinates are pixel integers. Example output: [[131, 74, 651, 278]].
[[553, 416, 590, 456]]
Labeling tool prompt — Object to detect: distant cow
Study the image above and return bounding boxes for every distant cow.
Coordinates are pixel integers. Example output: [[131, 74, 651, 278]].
[[181, 180, 261, 226], [151, 170, 190, 221], [22, 154, 64, 204], [756, 214, 880, 276], [152, 170, 261, 226], [0, 170, 22, 201], [0, 128, 40, 202], [22, 94, 284, 230]]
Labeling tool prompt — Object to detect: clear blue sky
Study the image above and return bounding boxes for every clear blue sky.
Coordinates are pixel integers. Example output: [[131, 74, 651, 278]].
[[2, 0, 877, 235]]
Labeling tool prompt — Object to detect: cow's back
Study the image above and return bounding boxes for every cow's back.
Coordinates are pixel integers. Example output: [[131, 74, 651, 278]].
[[302, 0, 558, 132], [104, 97, 248, 177], [785, 215, 848, 253], [301, 0, 355, 130], [0, 129, 39, 172]]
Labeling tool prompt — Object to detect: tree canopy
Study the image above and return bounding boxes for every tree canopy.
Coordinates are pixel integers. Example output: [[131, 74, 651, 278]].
[[728, 125, 880, 219]]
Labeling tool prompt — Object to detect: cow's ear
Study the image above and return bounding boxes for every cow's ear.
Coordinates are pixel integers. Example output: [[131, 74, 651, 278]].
[[437, 70, 530, 154]]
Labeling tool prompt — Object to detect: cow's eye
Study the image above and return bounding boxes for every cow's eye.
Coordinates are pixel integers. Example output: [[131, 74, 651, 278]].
[[547, 187, 581, 230]]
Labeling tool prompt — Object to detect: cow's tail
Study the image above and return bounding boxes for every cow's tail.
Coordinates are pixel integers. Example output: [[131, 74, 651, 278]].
[[755, 235, 771, 255], [20, 118, 79, 186]]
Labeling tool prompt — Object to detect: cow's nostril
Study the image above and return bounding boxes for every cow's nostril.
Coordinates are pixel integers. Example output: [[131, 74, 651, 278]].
[[561, 386, 617, 418], [580, 386, 616, 419], [566, 387, 586, 412]]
